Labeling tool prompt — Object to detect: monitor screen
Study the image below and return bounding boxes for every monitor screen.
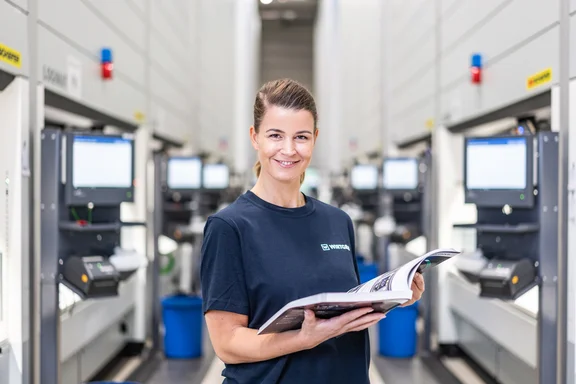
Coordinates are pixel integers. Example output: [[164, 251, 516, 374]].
[[72, 135, 133, 188], [466, 137, 527, 190], [167, 157, 202, 190], [383, 158, 419, 190], [302, 167, 320, 193], [203, 164, 229, 189], [350, 164, 378, 190]]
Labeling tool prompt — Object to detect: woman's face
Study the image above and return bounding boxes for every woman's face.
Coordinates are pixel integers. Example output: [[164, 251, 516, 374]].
[[250, 105, 318, 184]]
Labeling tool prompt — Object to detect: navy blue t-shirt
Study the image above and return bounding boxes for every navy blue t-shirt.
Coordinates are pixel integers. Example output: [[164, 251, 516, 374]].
[[200, 190, 370, 384]]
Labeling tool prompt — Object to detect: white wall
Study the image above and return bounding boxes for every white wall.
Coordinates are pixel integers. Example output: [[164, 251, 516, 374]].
[[314, 0, 340, 173], [384, 0, 560, 145], [384, 0, 437, 146], [339, 0, 384, 164], [196, 0, 260, 169], [314, 0, 384, 171]]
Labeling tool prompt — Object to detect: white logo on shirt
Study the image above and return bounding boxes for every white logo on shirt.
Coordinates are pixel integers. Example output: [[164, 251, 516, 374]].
[[320, 243, 350, 251]]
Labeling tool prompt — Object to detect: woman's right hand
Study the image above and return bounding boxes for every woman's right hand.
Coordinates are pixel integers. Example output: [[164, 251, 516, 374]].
[[299, 307, 386, 349]]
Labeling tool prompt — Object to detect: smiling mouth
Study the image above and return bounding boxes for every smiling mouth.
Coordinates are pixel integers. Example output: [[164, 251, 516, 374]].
[[275, 159, 300, 168]]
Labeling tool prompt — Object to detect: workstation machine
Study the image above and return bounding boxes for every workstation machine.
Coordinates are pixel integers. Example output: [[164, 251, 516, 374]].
[[301, 166, 320, 198], [345, 163, 381, 263], [445, 131, 557, 384], [40, 128, 147, 384], [378, 156, 426, 248], [151, 154, 233, 353]]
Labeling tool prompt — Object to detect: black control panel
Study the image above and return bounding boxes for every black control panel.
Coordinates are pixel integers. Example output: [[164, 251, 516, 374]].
[[63, 256, 120, 299], [478, 258, 536, 300]]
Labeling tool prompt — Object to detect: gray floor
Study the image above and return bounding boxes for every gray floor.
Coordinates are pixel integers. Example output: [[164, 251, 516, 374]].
[[146, 358, 212, 384], [144, 353, 445, 384], [143, 324, 479, 384], [373, 355, 441, 384], [145, 324, 216, 384]]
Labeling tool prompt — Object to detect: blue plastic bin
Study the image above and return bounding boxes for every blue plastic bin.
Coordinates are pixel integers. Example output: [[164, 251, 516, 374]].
[[357, 261, 378, 284], [378, 301, 419, 358], [162, 295, 203, 359]]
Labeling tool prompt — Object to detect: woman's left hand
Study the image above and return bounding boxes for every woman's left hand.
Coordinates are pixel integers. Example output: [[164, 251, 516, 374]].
[[401, 272, 425, 307]]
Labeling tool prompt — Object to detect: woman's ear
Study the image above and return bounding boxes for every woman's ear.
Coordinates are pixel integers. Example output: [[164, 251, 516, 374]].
[[250, 126, 259, 150]]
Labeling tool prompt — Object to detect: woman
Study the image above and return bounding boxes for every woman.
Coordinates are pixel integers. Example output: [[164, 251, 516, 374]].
[[200, 78, 425, 383]]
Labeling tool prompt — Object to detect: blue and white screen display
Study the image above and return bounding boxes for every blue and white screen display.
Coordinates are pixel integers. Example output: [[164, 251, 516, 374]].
[[301, 167, 320, 193], [383, 158, 418, 189], [167, 157, 202, 189], [72, 136, 133, 188], [466, 137, 527, 190], [350, 164, 378, 190], [203, 164, 229, 189]]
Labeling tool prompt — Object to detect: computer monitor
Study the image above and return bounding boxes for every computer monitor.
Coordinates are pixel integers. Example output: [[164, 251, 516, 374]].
[[202, 164, 230, 190], [301, 167, 320, 194], [382, 157, 419, 191], [166, 156, 202, 192], [65, 132, 135, 205], [464, 135, 534, 208], [350, 164, 379, 191]]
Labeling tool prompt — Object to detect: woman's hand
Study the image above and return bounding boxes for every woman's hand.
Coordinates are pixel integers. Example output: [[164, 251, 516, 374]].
[[299, 307, 386, 349], [401, 272, 425, 307]]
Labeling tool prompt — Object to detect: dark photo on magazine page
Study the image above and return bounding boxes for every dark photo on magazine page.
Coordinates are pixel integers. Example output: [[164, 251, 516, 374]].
[[369, 272, 394, 292]]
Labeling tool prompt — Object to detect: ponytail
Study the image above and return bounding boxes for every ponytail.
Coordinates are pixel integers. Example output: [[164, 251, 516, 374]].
[[253, 160, 306, 185], [254, 160, 262, 178]]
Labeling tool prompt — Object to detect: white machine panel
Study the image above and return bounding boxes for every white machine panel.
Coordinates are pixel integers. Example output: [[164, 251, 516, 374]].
[[447, 270, 537, 368], [59, 276, 137, 361]]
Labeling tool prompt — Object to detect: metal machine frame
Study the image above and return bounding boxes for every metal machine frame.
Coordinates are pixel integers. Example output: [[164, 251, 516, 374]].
[[150, 152, 205, 354], [40, 127, 146, 384], [454, 132, 558, 383]]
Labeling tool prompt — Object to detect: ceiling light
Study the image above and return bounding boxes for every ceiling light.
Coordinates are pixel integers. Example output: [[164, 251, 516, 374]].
[[260, 0, 273, 4]]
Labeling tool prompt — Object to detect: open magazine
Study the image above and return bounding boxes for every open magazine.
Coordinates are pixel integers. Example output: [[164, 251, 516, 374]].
[[257, 248, 460, 334]]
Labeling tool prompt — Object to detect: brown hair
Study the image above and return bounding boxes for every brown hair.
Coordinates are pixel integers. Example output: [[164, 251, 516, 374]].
[[252, 79, 318, 184]]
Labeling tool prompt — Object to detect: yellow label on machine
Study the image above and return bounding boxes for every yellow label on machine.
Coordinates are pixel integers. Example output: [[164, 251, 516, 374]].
[[134, 110, 145, 123], [0, 42, 22, 68], [526, 68, 552, 90]]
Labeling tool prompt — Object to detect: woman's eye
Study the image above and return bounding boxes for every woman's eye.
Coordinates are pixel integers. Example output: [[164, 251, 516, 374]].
[[296, 135, 309, 140], [269, 134, 281, 139]]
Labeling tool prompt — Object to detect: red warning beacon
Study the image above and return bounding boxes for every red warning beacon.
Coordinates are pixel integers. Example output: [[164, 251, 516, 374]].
[[470, 53, 482, 84], [101, 48, 113, 80]]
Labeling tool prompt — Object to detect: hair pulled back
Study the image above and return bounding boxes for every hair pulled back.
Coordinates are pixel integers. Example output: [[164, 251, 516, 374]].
[[253, 79, 318, 185]]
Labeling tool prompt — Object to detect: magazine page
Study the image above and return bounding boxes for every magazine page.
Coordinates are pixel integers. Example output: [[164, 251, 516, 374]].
[[258, 291, 412, 334], [347, 248, 460, 294]]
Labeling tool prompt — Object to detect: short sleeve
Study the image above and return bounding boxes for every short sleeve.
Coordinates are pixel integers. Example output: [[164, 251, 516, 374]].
[[200, 216, 250, 316], [346, 215, 361, 283]]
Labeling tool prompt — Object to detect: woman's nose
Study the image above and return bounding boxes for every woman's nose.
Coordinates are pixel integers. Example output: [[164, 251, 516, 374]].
[[281, 141, 296, 155]]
